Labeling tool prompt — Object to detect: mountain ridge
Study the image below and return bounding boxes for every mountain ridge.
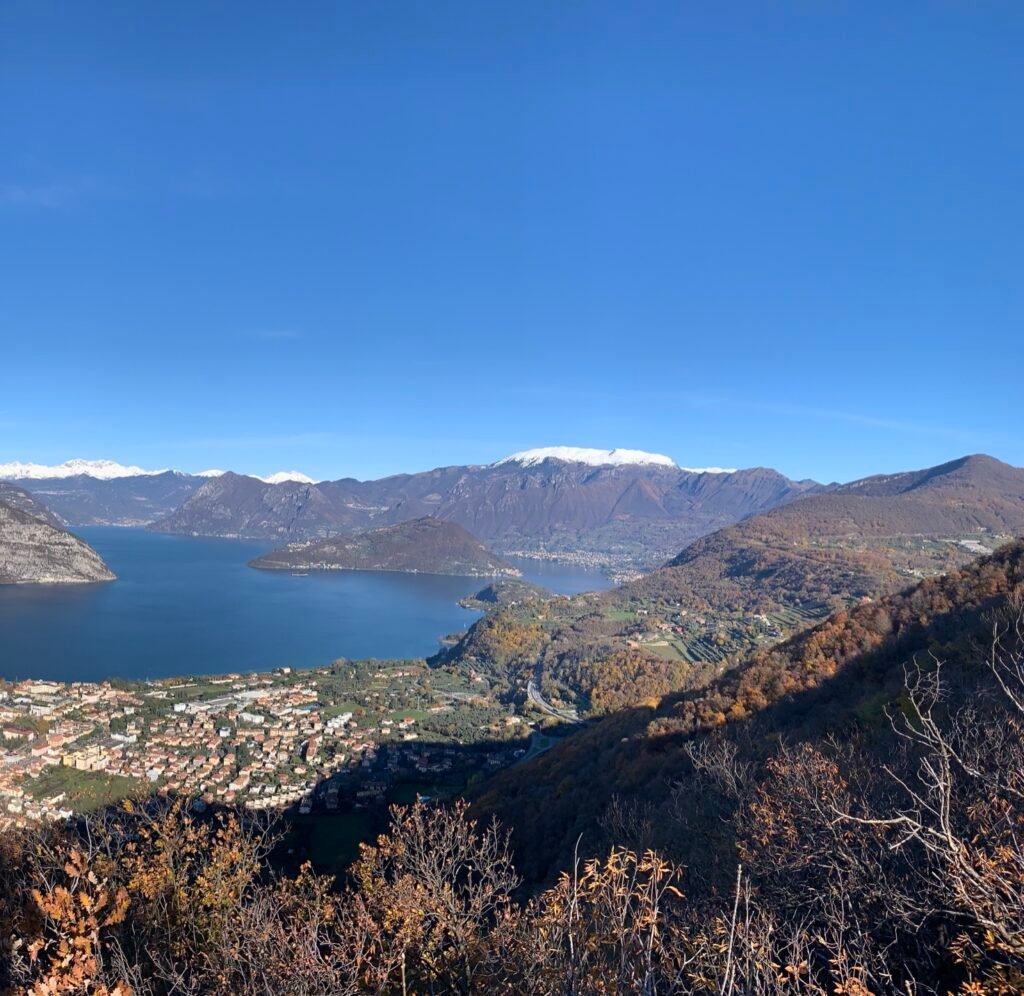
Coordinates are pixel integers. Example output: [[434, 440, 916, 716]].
[[440, 453, 1024, 715], [0, 459, 316, 484], [149, 462, 815, 566]]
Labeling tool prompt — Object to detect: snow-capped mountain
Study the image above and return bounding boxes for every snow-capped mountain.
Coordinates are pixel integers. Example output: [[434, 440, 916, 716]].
[[152, 453, 813, 565], [494, 446, 735, 473], [496, 447, 677, 469], [257, 471, 317, 485], [0, 458, 171, 481], [0, 460, 316, 485], [196, 469, 317, 485], [3, 452, 809, 566]]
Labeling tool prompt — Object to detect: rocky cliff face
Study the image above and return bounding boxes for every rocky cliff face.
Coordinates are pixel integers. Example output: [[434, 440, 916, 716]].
[[0, 504, 116, 584], [0, 483, 63, 527]]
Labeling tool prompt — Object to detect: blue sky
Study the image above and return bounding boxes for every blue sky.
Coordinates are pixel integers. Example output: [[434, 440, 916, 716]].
[[1, 2, 1021, 484]]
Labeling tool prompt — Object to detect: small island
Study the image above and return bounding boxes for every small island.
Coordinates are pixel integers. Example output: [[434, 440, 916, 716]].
[[249, 516, 521, 578], [459, 578, 552, 610]]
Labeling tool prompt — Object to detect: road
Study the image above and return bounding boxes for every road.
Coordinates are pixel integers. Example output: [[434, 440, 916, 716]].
[[526, 664, 581, 725]]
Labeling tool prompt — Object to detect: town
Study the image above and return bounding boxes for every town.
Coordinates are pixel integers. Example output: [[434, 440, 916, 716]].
[[0, 658, 533, 829]]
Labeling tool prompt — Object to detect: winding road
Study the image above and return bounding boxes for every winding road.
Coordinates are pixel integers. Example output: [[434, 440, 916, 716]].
[[526, 664, 581, 724]]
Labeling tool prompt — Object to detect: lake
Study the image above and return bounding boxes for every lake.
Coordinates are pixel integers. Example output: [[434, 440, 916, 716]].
[[0, 527, 612, 683]]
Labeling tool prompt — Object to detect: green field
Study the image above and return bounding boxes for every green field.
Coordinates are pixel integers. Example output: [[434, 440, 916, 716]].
[[645, 641, 686, 661], [27, 765, 147, 812]]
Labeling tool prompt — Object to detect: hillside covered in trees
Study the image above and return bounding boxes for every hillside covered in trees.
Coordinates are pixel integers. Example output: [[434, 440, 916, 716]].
[[4, 541, 1024, 993], [473, 539, 1024, 881], [250, 517, 519, 578], [442, 454, 1024, 716]]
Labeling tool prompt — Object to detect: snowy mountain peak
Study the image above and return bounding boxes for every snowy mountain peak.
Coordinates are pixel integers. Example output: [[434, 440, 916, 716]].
[[257, 471, 317, 485], [0, 460, 319, 484], [0, 458, 170, 481], [495, 447, 679, 469]]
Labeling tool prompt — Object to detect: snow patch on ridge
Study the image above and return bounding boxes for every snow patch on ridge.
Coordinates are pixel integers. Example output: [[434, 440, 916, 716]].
[[0, 459, 170, 481], [0, 460, 319, 484], [257, 471, 317, 485], [496, 447, 679, 469]]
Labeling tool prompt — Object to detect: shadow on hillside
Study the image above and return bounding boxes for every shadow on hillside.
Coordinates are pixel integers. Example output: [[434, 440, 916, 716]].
[[470, 559, 1020, 884], [41, 542, 1022, 891], [52, 724, 584, 884]]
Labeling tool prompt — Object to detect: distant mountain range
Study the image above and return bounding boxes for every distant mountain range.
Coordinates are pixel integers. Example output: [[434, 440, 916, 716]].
[[0, 464, 318, 528], [14, 471, 206, 527], [0, 459, 316, 484], [146, 453, 816, 565], [251, 517, 520, 578], [0, 459, 175, 481]]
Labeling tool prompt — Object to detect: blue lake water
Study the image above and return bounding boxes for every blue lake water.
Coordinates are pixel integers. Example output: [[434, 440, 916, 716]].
[[0, 528, 612, 683]]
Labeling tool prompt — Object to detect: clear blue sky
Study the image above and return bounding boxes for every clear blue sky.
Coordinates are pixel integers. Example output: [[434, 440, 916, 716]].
[[2, 2, 1021, 484]]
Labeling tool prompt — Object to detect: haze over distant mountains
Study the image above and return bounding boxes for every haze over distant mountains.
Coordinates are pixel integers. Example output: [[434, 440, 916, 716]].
[[5, 449, 1021, 582], [145, 450, 817, 564], [0, 459, 317, 483], [2, 448, 811, 563], [0, 461, 318, 528]]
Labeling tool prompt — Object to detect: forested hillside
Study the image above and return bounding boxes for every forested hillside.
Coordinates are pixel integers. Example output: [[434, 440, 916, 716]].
[[250, 517, 519, 577], [443, 455, 1024, 715], [4, 543, 1024, 993], [473, 539, 1024, 882]]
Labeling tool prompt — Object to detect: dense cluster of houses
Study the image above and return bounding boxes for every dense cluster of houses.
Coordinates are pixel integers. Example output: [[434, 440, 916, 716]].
[[1, 665, 531, 830], [0, 675, 425, 828]]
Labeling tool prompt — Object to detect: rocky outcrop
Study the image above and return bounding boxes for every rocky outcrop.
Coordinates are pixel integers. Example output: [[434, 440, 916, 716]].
[[0, 482, 63, 527], [0, 504, 115, 584]]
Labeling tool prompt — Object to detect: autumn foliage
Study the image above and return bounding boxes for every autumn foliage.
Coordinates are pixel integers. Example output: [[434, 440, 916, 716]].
[[4, 547, 1024, 993]]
